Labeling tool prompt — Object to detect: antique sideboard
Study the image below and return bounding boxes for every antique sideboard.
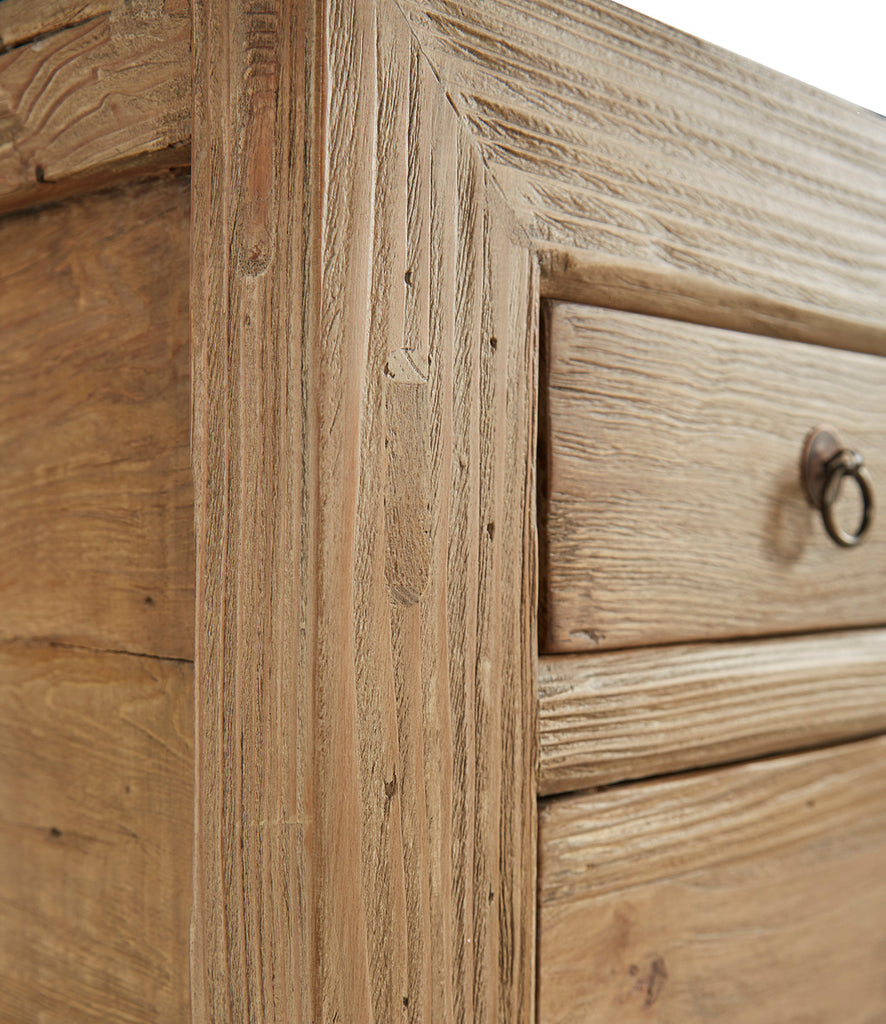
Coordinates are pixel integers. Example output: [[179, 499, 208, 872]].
[[1, 0, 884, 1020]]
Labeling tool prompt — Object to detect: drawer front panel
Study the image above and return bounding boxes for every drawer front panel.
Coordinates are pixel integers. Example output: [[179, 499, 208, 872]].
[[541, 302, 886, 652], [538, 736, 886, 1023]]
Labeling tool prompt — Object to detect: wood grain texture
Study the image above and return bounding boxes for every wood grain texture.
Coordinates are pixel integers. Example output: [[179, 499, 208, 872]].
[[539, 628, 886, 794], [0, 176, 194, 660], [0, 1, 119, 48], [0, 641, 193, 1024], [190, 1, 537, 1020], [399, 0, 886, 353], [0, 0, 190, 213], [541, 302, 886, 653], [538, 736, 886, 1024]]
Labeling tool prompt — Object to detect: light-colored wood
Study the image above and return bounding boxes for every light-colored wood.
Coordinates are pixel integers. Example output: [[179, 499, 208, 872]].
[[0, 1, 121, 48], [0, 0, 190, 214], [0, 641, 193, 1024], [401, 0, 886, 355], [0, 176, 194, 660], [539, 628, 886, 794], [189, 1, 537, 1020], [538, 735, 886, 1023], [6, 3, 886, 1024], [541, 302, 886, 653]]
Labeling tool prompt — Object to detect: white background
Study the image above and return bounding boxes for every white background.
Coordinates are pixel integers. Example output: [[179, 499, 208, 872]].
[[625, 1, 886, 115]]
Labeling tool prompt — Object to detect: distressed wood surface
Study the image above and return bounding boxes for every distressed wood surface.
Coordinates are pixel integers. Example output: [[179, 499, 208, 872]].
[[0, 1, 120, 48], [538, 736, 886, 1023], [7, 3, 886, 1024], [539, 628, 886, 794], [190, 1, 537, 1021], [0, 177, 193, 660], [400, 0, 886, 353], [541, 302, 886, 653], [0, 0, 190, 213], [0, 642, 193, 1024]]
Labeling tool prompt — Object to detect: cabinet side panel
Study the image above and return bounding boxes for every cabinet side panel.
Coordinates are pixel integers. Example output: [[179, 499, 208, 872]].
[[0, 177, 194, 660], [0, 175, 194, 1021], [0, 645, 193, 1024]]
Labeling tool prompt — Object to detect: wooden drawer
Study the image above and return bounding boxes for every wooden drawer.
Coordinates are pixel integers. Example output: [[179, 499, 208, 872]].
[[540, 303, 886, 653], [538, 735, 886, 1023]]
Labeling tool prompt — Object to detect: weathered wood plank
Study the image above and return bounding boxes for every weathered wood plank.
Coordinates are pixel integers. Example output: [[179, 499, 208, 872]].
[[541, 302, 886, 653], [0, 177, 194, 660], [189, 1, 536, 1020], [539, 629, 886, 794], [400, 0, 886, 353], [0, 642, 193, 1024], [538, 736, 886, 1023], [0, 1, 190, 213], [0, 1, 118, 48]]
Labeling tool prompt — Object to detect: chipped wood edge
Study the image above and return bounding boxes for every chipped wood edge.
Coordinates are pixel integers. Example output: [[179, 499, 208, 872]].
[[0, 145, 191, 218]]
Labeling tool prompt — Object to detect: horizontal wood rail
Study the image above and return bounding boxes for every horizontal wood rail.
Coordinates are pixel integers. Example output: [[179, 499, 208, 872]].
[[403, 0, 886, 355], [539, 627, 886, 794]]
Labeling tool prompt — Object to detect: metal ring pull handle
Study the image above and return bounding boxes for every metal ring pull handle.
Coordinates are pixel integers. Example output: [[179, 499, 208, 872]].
[[821, 450, 874, 547], [801, 426, 875, 548]]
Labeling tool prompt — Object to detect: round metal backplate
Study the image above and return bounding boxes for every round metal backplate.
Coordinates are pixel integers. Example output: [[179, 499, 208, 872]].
[[801, 426, 842, 510]]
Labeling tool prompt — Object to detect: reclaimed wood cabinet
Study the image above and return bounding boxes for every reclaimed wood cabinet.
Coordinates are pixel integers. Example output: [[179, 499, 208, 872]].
[[536, 303, 886, 1020], [0, 1, 884, 1021]]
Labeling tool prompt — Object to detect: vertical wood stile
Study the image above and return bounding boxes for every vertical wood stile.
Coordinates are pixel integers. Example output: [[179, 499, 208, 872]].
[[191, 0, 537, 1021]]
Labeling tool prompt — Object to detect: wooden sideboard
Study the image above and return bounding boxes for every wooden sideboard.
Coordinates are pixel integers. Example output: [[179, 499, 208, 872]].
[[0, 1, 884, 1021]]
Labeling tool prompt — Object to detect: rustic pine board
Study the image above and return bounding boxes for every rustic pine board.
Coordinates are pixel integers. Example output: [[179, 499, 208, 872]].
[[539, 628, 886, 794], [0, 177, 193, 660], [0, 642, 193, 1024], [538, 736, 886, 1023], [0, 1, 124, 47]]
